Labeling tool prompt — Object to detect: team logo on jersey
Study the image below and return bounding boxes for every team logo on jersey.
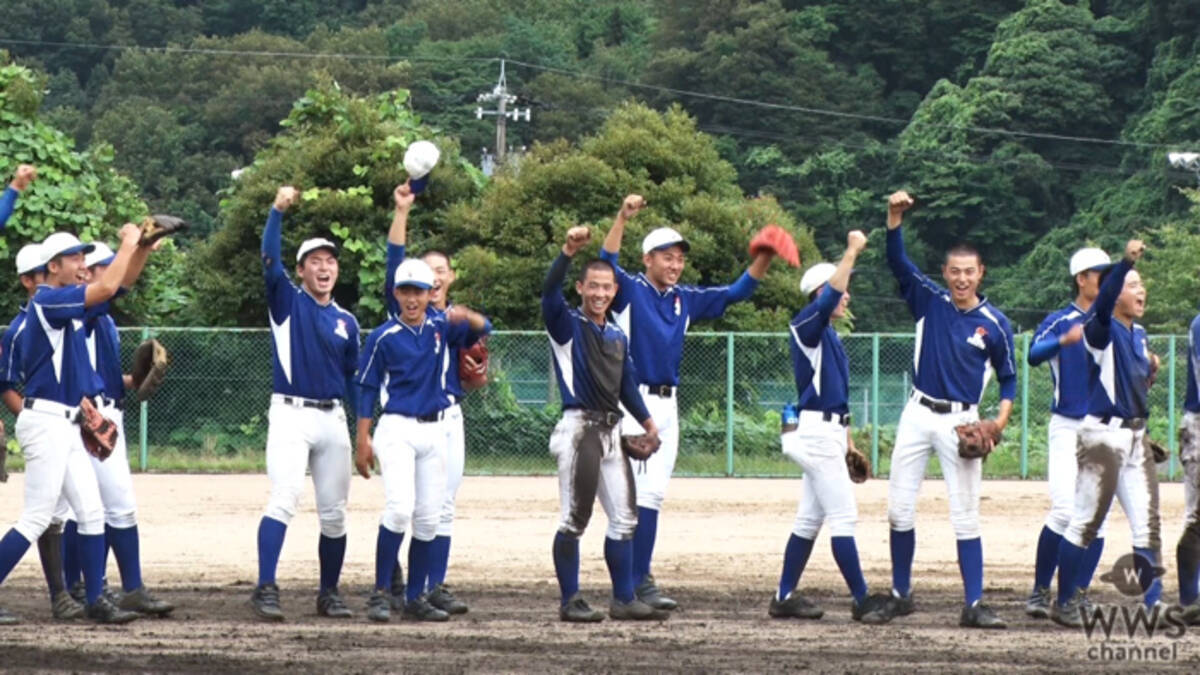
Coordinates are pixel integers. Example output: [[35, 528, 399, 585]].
[[966, 326, 988, 350], [674, 295, 681, 316], [334, 318, 349, 339], [434, 330, 442, 354]]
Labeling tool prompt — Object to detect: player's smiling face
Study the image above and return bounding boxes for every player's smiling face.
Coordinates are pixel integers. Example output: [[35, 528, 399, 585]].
[[942, 253, 984, 308], [642, 246, 685, 290], [297, 249, 338, 301], [576, 266, 617, 323], [47, 252, 88, 286], [422, 252, 455, 309], [394, 285, 430, 326], [1115, 269, 1146, 320], [831, 288, 851, 319]]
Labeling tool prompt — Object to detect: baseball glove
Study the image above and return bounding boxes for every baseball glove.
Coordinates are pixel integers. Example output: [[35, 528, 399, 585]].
[[1146, 437, 1168, 464], [131, 338, 169, 401], [846, 448, 870, 484], [956, 420, 1002, 460], [77, 397, 117, 461], [458, 338, 489, 392], [138, 214, 188, 246], [748, 224, 801, 267], [622, 434, 661, 461]]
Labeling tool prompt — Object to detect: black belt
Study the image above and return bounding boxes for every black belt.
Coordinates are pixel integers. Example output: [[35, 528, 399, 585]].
[[917, 395, 972, 414], [416, 410, 446, 423], [823, 411, 851, 427], [100, 396, 123, 411], [573, 408, 621, 427], [645, 385, 674, 398], [1099, 416, 1146, 430], [282, 396, 338, 411]]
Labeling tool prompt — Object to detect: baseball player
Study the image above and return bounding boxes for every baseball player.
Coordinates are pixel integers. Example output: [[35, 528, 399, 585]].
[[882, 191, 1016, 629], [1052, 240, 1163, 628], [354, 258, 491, 623], [0, 164, 35, 230], [544, 225, 664, 623], [1022, 248, 1113, 618], [0, 226, 147, 625], [250, 186, 360, 622], [771, 230, 892, 624], [1178, 306, 1200, 622], [600, 195, 777, 610], [381, 181, 479, 614]]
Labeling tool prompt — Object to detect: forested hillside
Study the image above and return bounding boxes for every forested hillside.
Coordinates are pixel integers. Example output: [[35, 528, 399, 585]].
[[1, 0, 1198, 331]]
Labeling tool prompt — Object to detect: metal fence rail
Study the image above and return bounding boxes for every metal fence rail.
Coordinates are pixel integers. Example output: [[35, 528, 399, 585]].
[[4, 329, 1187, 479]]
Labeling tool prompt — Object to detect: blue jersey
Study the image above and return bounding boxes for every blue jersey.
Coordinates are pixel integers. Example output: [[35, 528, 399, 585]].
[[0, 186, 16, 229], [262, 208, 360, 400], [788, 285, 850, 414], [355, 313, 490, 419], [85, 311, 125, 400], [599, 249, 758, 387], [542, 253, 650, 424], [1082, 259, 1150, 419], [0, 306, 30, 392], [886, 228, 1017, 404], [384, 243, 467, 401], [20, 284, 104, 405], [1028, 303, 1091, 419], [1187, 312, 1200, 414]]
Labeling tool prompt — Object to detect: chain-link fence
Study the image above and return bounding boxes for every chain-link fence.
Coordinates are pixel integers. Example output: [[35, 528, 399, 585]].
[[2, 329, 1190, 479]]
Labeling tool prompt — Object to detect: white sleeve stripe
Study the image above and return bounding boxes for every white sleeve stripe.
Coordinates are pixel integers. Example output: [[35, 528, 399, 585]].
[[357, 324, 401, 384], [1034, 311, 1078, 343], [788, 312, 823, 348]]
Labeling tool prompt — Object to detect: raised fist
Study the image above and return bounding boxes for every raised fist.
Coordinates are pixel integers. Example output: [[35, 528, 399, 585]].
[[394, 181, 415, 212], [11, 164, 35, 191], [847, 229, 868, 253], [1060, 323, 1084, 347], [274, 186, 299, 212], [887, 191, 914, 230], [1125, 238, 1145, 262], [619, 194, 646, 220], [445, 305, 469, 324], [119, 222, 142, 245], [563, 225, 591, 257]]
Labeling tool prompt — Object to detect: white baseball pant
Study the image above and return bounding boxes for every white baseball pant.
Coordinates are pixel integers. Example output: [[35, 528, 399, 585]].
[[90, 405, 137, 529], [782, 412, 857, 539], [552, 410, 637, 540], [1064, 417, 1160, 550], [262, 398, 351, 538], [436, 403, 465, 538], [620, 387, 678, 511], [1045, 414, 1106, 538], [1183, 412, 1200, 529], [374, 413, 447, 541], [13, 404, 105, 541]]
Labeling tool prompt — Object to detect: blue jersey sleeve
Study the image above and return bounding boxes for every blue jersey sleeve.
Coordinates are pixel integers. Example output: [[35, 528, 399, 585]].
[[598, 249, 636, 313], [385, 243, 405, 318], [446, 315, 492, 348], [0, 187, 17, 229], [990, 316, 1017, 401], [886, 227, 939, 319], [262, 208, 293, 320], [1084, 258, 1131, 350], [1028, 312, 1062, 366], [682, 272, 760, 322], [542, 254, 575, 344], [789, 286, 842, 348], [0, 322, 18, 392], [355, 328, 385, 419], [618, 342, 651, 425], [36, 285, 88, 326]]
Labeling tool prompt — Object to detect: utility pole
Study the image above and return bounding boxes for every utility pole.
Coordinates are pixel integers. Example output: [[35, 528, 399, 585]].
[[476, 59, 530, 165]]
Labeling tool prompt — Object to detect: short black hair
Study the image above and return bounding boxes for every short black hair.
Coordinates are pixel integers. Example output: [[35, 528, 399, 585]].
[[421, 249, 453, 266], [945, 242, 983, 265], [578, 258, 616, 283]]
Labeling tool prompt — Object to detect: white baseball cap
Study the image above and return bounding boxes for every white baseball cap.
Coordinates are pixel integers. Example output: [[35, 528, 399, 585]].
[[393, 258, 434, 289], [642, 227, 690, 255], [800, 262, 838, 296], [85, 242, 116, 268], [15, 244, 45, 275], [40, 232, 95, 262], [296, 237, 338, 264], [1069, 247, 1112, 276], [404, 140, 440, 195]]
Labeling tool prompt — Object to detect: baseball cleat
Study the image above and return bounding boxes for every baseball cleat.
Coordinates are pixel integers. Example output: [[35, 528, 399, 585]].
[[119, 587, 175, 617], [851, 593, 893, 624], [316, 588, 353, 619], [402, 596, 450, 622], [250, 583, 285, 622], [68, 580, 85, 605], [885, 589, 915, 618], [0, 606, 20, 625], [51, 591, 85, 620], [769, 591, 824, 619], [609, 598, 669, 621], [960, 601, 1006, 629], [86, 595, 140, 625], [559, 594, 604, 623], [1025, 585, 1051, 619], [366, 591, 391, 622], [635, 574, 678, 611], [388, 562, 406, 611], [1179, 600, 1200, 626], [426, 584, 468, 615], [1051, 589, 1087, 629]]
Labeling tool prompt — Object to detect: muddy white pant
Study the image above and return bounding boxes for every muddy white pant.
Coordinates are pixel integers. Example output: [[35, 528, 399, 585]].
[[782, 412, 857, 539], [374, 413, 447, 541], [553, 410, 637, 540], [1064, 416, 1160, 551], [262, 398, 352, 538], [620, 388, 678, 511], [887, 396, 982, 540], [1045, 414, 1106, 538], [436, 404, 465, 537], [13, 405, 105, 542], [1183, 412, 1200, 530]]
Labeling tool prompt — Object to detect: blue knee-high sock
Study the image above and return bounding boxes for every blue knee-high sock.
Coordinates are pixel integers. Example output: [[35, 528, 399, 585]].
[[777, 534, 815, 600], [956, 538, 984, 606], [426, 535, 452, 590], [1134, 547, 1163, 608], [604, 537, 636, 604], [1056, 539, 1086, 606], [831, 536, 868, 603], [79, 533, 106, 606], [62, 520, 81, 590], [374, 525, 405, 592], [890, 529, 915, 596], [406, 538, 434, 603], [1079, 537, 1104, 589], [0, 529, 32, 584], [318, 535, 346, 592], [1033, 526, 1062, 590], [632, 507, 659, 586], [552, 531, 580, 606], [256, 517, 287, 587], [105, 525, 143, 593]]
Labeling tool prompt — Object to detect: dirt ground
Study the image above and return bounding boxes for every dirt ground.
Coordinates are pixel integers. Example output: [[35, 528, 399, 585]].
[[0, 473, 1197, 673]]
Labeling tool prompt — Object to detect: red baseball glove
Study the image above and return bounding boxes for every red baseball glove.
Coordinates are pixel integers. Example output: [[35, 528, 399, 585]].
[[748, 225, 801, 267], [459, 338, 489, 391]]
